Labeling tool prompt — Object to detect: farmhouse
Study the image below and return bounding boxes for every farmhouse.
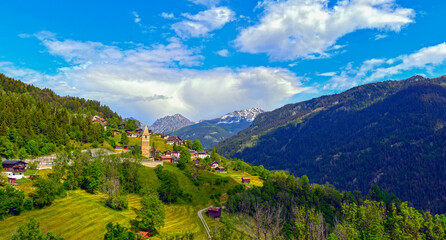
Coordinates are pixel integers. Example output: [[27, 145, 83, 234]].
[[208, 206, 221, 219], [2, 160, 27, 183], [166, 136, 183, 145], [210, 162, 218, 168], [215, 166, 225, 172], [241, 177, 251, 184], [197, 151, 208, 159], [112, 130, 121, 135], [161, 155, 172, 163]]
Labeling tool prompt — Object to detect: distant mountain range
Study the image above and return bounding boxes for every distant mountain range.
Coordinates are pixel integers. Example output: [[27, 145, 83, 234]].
[[168, 108, 264, 149], [215, 75, 446, 213], [150, 113, 194, 134]]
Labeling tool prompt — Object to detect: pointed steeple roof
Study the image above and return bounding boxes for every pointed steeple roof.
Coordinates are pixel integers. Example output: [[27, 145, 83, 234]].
[[143, 125, 150, 136]]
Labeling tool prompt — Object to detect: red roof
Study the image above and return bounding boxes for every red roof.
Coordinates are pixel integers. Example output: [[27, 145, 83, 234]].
[[241, 177, 251, 180], [137, 231, 151, 239], [208, 206, 221, 212]]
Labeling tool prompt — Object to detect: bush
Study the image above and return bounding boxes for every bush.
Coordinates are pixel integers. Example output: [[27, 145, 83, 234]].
[[23, 199, 33, 211]]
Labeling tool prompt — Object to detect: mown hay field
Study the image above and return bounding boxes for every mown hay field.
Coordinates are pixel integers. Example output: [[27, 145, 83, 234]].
[[0, 190, 206, 240], [229, 172, 263, 187]]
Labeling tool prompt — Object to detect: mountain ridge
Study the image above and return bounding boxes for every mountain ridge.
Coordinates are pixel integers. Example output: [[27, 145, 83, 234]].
[[171, 108, 264, 149], [215, 75, 446, 213], [150, 113, 194, 134]]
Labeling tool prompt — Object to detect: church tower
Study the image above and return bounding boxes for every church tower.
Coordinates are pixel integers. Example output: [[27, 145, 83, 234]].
[[141, 125, 151, 158]]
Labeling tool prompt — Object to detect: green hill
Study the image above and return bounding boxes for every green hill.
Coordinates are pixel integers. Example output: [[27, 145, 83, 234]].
[[215, 75, 446, 213], [0, 73, 122, 159]]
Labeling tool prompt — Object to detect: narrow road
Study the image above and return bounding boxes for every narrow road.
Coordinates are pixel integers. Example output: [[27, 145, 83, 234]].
[[198, 208, 212, 239]]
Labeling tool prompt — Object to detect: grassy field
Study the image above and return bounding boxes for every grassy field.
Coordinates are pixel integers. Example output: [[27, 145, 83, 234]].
[[0, 164, 241, 239], [0, 190, 208, 240], [226, 171, 264, 187]]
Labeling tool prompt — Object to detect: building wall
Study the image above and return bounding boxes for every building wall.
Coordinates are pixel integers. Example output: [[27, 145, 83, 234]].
[[2, 171, 25, 179]]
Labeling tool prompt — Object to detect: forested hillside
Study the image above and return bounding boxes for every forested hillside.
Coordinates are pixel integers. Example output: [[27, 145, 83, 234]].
[[215, 75, 446, 213], [0, 73, 121, 159]]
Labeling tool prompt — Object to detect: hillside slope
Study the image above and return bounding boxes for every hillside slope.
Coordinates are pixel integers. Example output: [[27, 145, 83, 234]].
[[215, 75, 446, 213], [0, 73, 121, 159]]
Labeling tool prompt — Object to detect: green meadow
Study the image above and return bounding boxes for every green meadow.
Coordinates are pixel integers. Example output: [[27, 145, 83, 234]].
[[0, 163, 241, 239]]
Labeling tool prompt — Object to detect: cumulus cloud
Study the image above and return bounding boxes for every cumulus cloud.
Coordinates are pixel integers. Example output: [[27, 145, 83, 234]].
[[161, 12, 175, 19], [0, 32, 310, 123], [235, 0, 415, 61], [172, 7, 235, 38], [324, 43, 446, 90], [216, 49, 229, 57]]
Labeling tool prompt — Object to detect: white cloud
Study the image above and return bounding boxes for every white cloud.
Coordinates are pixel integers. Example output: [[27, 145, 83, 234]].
[[236, 0, 415, 61], [161, 12, 175, 19], [0, 32, 311, 123], [374, 34, 388, 40], [216, 49, 229, 57], [324, 43, 446, 90], [132, 11, 141, 23], [172, 7, 235, 38], [188, 0, 220, 7], [317, 72, 336, 77]]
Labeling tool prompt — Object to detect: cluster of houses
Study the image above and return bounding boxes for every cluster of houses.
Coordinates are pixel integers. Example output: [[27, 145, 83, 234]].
[[153, 149, 212, 164], [112, 127, 145, 138]]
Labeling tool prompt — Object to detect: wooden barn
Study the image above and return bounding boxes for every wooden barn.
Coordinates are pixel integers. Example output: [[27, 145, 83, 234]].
[[208, 206, 221, 219]]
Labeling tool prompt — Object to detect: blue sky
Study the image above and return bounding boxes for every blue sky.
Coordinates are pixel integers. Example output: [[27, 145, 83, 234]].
[[1, 0, 446, 124]]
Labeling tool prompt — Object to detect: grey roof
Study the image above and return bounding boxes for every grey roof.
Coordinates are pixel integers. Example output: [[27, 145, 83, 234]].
[[2, 160, 27, 165]]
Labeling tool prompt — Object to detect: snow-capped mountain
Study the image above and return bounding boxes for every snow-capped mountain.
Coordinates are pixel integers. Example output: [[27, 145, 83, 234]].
[[171, 108, 264, 149], [216, 108, 264, 124]]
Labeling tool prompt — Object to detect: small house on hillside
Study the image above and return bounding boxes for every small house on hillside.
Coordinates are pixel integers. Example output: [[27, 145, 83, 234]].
[[161, 156, 172, 163], [198, 151, 208, 159], [241, 177, 251, 184], [2, 160, 27, 183], [137, 231, 151, 239], [118, 123, 126, 129], [126, 131, 137, 137], [210, 162, 218, 168], [135, 128, 143, 133], [215, 166, 225, 172], [208, 206, 221, 219], [166, 136, 183, 145], [113, 130, 121, 135]]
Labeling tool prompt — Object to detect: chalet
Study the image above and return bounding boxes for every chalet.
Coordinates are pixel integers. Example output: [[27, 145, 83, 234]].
[[215, 166, 225, 172], [123, 145, 135, 150], [163, 150, 172, 156], [208, 206, 221, 219], [161, 155, 172, 163], [198, 151, 208, 159], [172, 151, 181, 158], [118, 123, 126, 129], [241, 177, 251, 184], [2, 160, 27, 182], [135, 128, 143, 133], [126, 131, 137, 137], [210, 162, 218, 168], [137, 231, 151, 239], [166, 136, 183, 145], [114, 146, 124, 152], [189, 150, 198, 158], [113, 130, 121, 135], [92, 115, 103, 122]]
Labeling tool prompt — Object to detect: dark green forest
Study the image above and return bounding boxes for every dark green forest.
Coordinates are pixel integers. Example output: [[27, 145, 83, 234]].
[[0, 73, 121, 159], [216, 75, 446, 213]]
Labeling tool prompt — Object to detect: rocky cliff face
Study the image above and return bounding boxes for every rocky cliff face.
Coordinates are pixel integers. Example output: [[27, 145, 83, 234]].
[[150, 113, 194, 134]]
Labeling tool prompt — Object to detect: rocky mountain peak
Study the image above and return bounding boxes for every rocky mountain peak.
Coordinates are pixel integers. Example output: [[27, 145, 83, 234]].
[[150, 113, 194, 134]]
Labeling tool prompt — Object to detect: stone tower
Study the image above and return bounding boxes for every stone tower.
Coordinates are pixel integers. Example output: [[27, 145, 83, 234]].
[[141, 125, 151, 158]]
